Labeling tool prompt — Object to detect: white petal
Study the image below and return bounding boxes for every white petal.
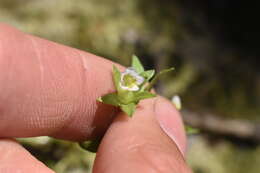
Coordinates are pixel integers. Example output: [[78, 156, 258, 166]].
[[135, 75, 144, 85], [171, 95, 181, 110], [119, 84, 130, 90], [125, 67, 135, 73], [119, 82, 139, 91], [128, 69, 139, 77], [128, 85, 139, 91]]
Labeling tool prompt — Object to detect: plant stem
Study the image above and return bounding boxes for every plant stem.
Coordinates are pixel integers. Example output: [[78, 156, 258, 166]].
[[146, 67, 174, 91]]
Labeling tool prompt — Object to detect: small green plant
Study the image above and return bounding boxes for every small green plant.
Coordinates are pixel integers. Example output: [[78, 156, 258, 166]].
[[98, 55, 174, 117], [78, 55, 174, 152]]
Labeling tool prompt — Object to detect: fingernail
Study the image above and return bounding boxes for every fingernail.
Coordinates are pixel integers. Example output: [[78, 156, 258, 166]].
[[154, 97, 187, 156]]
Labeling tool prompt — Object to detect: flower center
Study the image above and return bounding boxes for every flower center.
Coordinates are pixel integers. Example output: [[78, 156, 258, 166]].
[[122, 74, 138, 88]]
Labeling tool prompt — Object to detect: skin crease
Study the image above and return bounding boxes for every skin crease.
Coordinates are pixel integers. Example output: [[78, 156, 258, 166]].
[[0, 24, 192, 173]]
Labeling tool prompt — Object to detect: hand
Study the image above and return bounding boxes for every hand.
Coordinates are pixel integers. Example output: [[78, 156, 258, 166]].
[[0, 24, 192, 173]]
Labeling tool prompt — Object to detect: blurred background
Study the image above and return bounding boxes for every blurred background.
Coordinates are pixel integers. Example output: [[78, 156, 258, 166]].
[[1, 0, 260, 172]]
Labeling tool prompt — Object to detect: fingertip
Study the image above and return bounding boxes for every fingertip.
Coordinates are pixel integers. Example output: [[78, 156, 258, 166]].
[[155, 97, 187, 155], [93, 98, 190, 173], [0, 139, 54, 173]]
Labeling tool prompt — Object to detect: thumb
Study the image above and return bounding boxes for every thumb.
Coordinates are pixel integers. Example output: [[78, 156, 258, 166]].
[[93, 97, 191, 173]]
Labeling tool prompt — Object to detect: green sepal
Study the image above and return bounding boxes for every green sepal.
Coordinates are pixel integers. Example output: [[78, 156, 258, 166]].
[[134, 91, 156, 102], [117, 91, 135, 105], [140, 70, 155, 81], [112, 65, 121, 91], [98, 93, 119, 106], [132, 55, 144, 73], [78, 137, 102, 153], [120, 103, 136, 117]]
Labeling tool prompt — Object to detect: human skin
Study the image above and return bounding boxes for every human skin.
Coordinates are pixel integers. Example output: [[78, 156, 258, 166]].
[[0, 24, 192, 173]]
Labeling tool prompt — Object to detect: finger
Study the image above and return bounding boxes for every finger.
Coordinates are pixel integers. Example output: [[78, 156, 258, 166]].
[[0, 23, 125, 140], [94, 97, 191, 173], [0, 139, 54, 173]]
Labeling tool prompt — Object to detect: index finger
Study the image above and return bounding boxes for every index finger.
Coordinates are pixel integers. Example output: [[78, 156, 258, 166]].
[[0, 23, 122, 141]]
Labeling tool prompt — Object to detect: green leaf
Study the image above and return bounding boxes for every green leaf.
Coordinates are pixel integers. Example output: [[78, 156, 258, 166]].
[[113, 65, 121, 91], [99, 93, 119, 106], [78, 137, 102, 153], [140, 70, 155, 81], [134, 91, 156, 102], [131, 55, 144, 73], [120, 103, 136, 117]]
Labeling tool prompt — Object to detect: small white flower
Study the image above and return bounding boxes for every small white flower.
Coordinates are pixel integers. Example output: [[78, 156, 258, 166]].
[[119, 67, 144, 91], [172, 95, 182, 110]]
